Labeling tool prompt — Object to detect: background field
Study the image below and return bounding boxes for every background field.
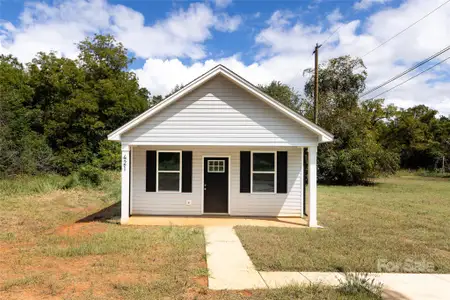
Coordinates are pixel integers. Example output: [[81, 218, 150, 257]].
[[236, 173, 450, 273]]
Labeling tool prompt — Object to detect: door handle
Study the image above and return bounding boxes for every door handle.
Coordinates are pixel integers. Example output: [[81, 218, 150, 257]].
[[204, 184, 206, 190]]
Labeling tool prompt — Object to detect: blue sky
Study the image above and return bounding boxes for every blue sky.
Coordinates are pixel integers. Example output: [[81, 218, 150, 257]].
[[0, 0, 449, 115]]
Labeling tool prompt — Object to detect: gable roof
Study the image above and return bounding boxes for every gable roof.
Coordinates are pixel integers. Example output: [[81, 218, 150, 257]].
[[108, 65, 333, 142]]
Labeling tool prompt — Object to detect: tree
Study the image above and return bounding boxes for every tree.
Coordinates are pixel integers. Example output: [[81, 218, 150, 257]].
[[258, 81, 302, 112], [149, 83, 185, 108], [383, 105, 447, 170], [26, 35, 149, 174], [302, 56, 399, 184], [0, 55, 53, 177]]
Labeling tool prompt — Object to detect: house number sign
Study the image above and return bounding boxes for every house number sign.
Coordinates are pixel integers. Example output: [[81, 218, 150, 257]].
[[123, 154, 127, 171]]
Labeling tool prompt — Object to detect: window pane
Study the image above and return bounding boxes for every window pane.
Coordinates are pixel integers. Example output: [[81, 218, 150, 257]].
[[158, 173, 179, 191], [159, 152, 180, 171], [253, 173, 274, 192], [253, 153, 275, 171]]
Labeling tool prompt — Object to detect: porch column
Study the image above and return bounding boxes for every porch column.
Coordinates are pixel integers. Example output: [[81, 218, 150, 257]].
[[308, 146, 318, 227], [121, 144, 130, 224]]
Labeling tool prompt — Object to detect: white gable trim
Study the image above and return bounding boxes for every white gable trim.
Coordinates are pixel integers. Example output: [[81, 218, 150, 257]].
[[108, 65, 333, 142]]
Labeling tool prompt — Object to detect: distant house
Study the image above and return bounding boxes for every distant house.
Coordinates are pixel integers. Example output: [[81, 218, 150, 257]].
[[108, 65, 333, 227]]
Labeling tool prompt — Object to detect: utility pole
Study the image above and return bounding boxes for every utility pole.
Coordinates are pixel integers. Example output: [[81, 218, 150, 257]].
[[313, 43, 321, 125], [304, 43, 322, 216]]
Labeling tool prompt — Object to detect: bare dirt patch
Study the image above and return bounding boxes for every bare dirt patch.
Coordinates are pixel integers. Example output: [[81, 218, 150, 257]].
[[54, 222, 108, 237], [193, 276, 208, 287]]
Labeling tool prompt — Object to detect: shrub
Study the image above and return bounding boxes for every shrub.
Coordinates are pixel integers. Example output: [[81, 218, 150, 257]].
[[63, 165, 103, 189], [337, 272, 383, 298], [318, 139, 400, 185], [93, 140, 121, 170], [79, 165, 103, 187]]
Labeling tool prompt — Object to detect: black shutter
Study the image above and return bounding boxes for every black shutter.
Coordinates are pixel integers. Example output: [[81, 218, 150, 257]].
[[182, 151, 192, 193], [277, 151, 288, 194], [240, 151, 251, 193], [146, 151, 156, 192]]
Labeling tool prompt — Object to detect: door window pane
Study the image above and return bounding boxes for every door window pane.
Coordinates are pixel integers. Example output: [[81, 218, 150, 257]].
[[208, 160, 225, 173]]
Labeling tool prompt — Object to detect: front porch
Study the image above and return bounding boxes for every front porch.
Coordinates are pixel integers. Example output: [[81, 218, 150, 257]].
[[120, 145, 320, 227]]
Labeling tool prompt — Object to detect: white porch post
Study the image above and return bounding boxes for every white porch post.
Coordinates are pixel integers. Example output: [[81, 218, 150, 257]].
[[121, 144, 130, 224], [308, 146, 318, 227]]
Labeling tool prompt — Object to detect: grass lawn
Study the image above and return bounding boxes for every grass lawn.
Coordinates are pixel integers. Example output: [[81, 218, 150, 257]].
[[0, 173, 379, 299], [235, 174, 450, 273]]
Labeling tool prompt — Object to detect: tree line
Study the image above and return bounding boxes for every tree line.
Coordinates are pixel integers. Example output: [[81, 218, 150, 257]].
[[261, 56, 449, 184], [0, 35, 448, 184]]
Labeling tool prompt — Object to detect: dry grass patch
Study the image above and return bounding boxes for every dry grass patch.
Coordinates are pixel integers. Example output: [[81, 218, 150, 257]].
[[0, 173, 385, 299], [235, 174, 450, 273]]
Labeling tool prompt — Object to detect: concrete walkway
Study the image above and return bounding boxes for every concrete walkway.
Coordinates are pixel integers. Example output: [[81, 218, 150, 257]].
[[204, 226, 450, 300]]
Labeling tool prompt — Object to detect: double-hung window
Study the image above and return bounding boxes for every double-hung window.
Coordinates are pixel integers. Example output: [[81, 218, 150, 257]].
[[252, 152, 276, 193], [157, 151, 181, 192]]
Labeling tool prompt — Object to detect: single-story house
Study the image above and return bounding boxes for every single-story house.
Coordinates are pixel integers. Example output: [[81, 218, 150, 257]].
[[108, 65, 333, 227]]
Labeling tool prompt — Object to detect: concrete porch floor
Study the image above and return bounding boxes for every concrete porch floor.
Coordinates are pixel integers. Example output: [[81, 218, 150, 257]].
[[127, 215, 308, 227]]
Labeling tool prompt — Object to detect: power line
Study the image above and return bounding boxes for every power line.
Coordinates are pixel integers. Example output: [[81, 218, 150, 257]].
[[361, 0, 450, 58], [365, 56, 450, 100], [361, 44, 450, 97], [321, 23, 344, 46]]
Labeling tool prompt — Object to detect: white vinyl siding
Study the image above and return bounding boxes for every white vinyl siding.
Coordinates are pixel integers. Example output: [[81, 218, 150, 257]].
[[122, 75, 318, 146], [131, 145, 303, 217]]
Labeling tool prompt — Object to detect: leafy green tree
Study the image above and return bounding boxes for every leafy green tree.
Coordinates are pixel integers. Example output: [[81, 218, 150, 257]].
[[435, 116, 450, 172], [27, 35, 149, 174], [0, 55, 53, 177], [150, 94, 164, 107], [302, 56, 399, 184], [93, 140, 121, 170], [150, 83, 185, 108], [258, 81, 302, 112], [383, 105, 447, 170], [27, 52, 88, 173]]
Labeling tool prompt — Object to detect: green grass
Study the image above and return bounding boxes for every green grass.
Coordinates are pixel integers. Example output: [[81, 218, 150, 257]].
[[0, 174, 65, 199], [42, 226, 204, 258], [235, 174, 450, 273], [112, 283, 380, 300], [0, 171, 121, 239], [0, 172, 387, 299], [1, 275, 44, 291]]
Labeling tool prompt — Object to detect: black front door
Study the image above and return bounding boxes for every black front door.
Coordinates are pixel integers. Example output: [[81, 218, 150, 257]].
[[204, 157, 229, 213]]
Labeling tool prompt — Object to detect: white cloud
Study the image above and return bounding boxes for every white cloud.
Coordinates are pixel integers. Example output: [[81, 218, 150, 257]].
[[133, 0, 450, 115], [354, 0, 392, 10], [327, 8, 343, 24], [213, 0, 233, 8], [133, 56, 301, 97], [0, 0, 241, 61], [267, 10, 295, 28], [214, 14, 242, 32], [1, 0, 450, 115], [0, 0, 111, 61]]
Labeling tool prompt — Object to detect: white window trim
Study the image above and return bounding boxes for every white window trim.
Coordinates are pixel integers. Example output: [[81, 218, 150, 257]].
[[156, 150, 182, 193], [251, 151, 277, 194], [208, 159, 225, 173]]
